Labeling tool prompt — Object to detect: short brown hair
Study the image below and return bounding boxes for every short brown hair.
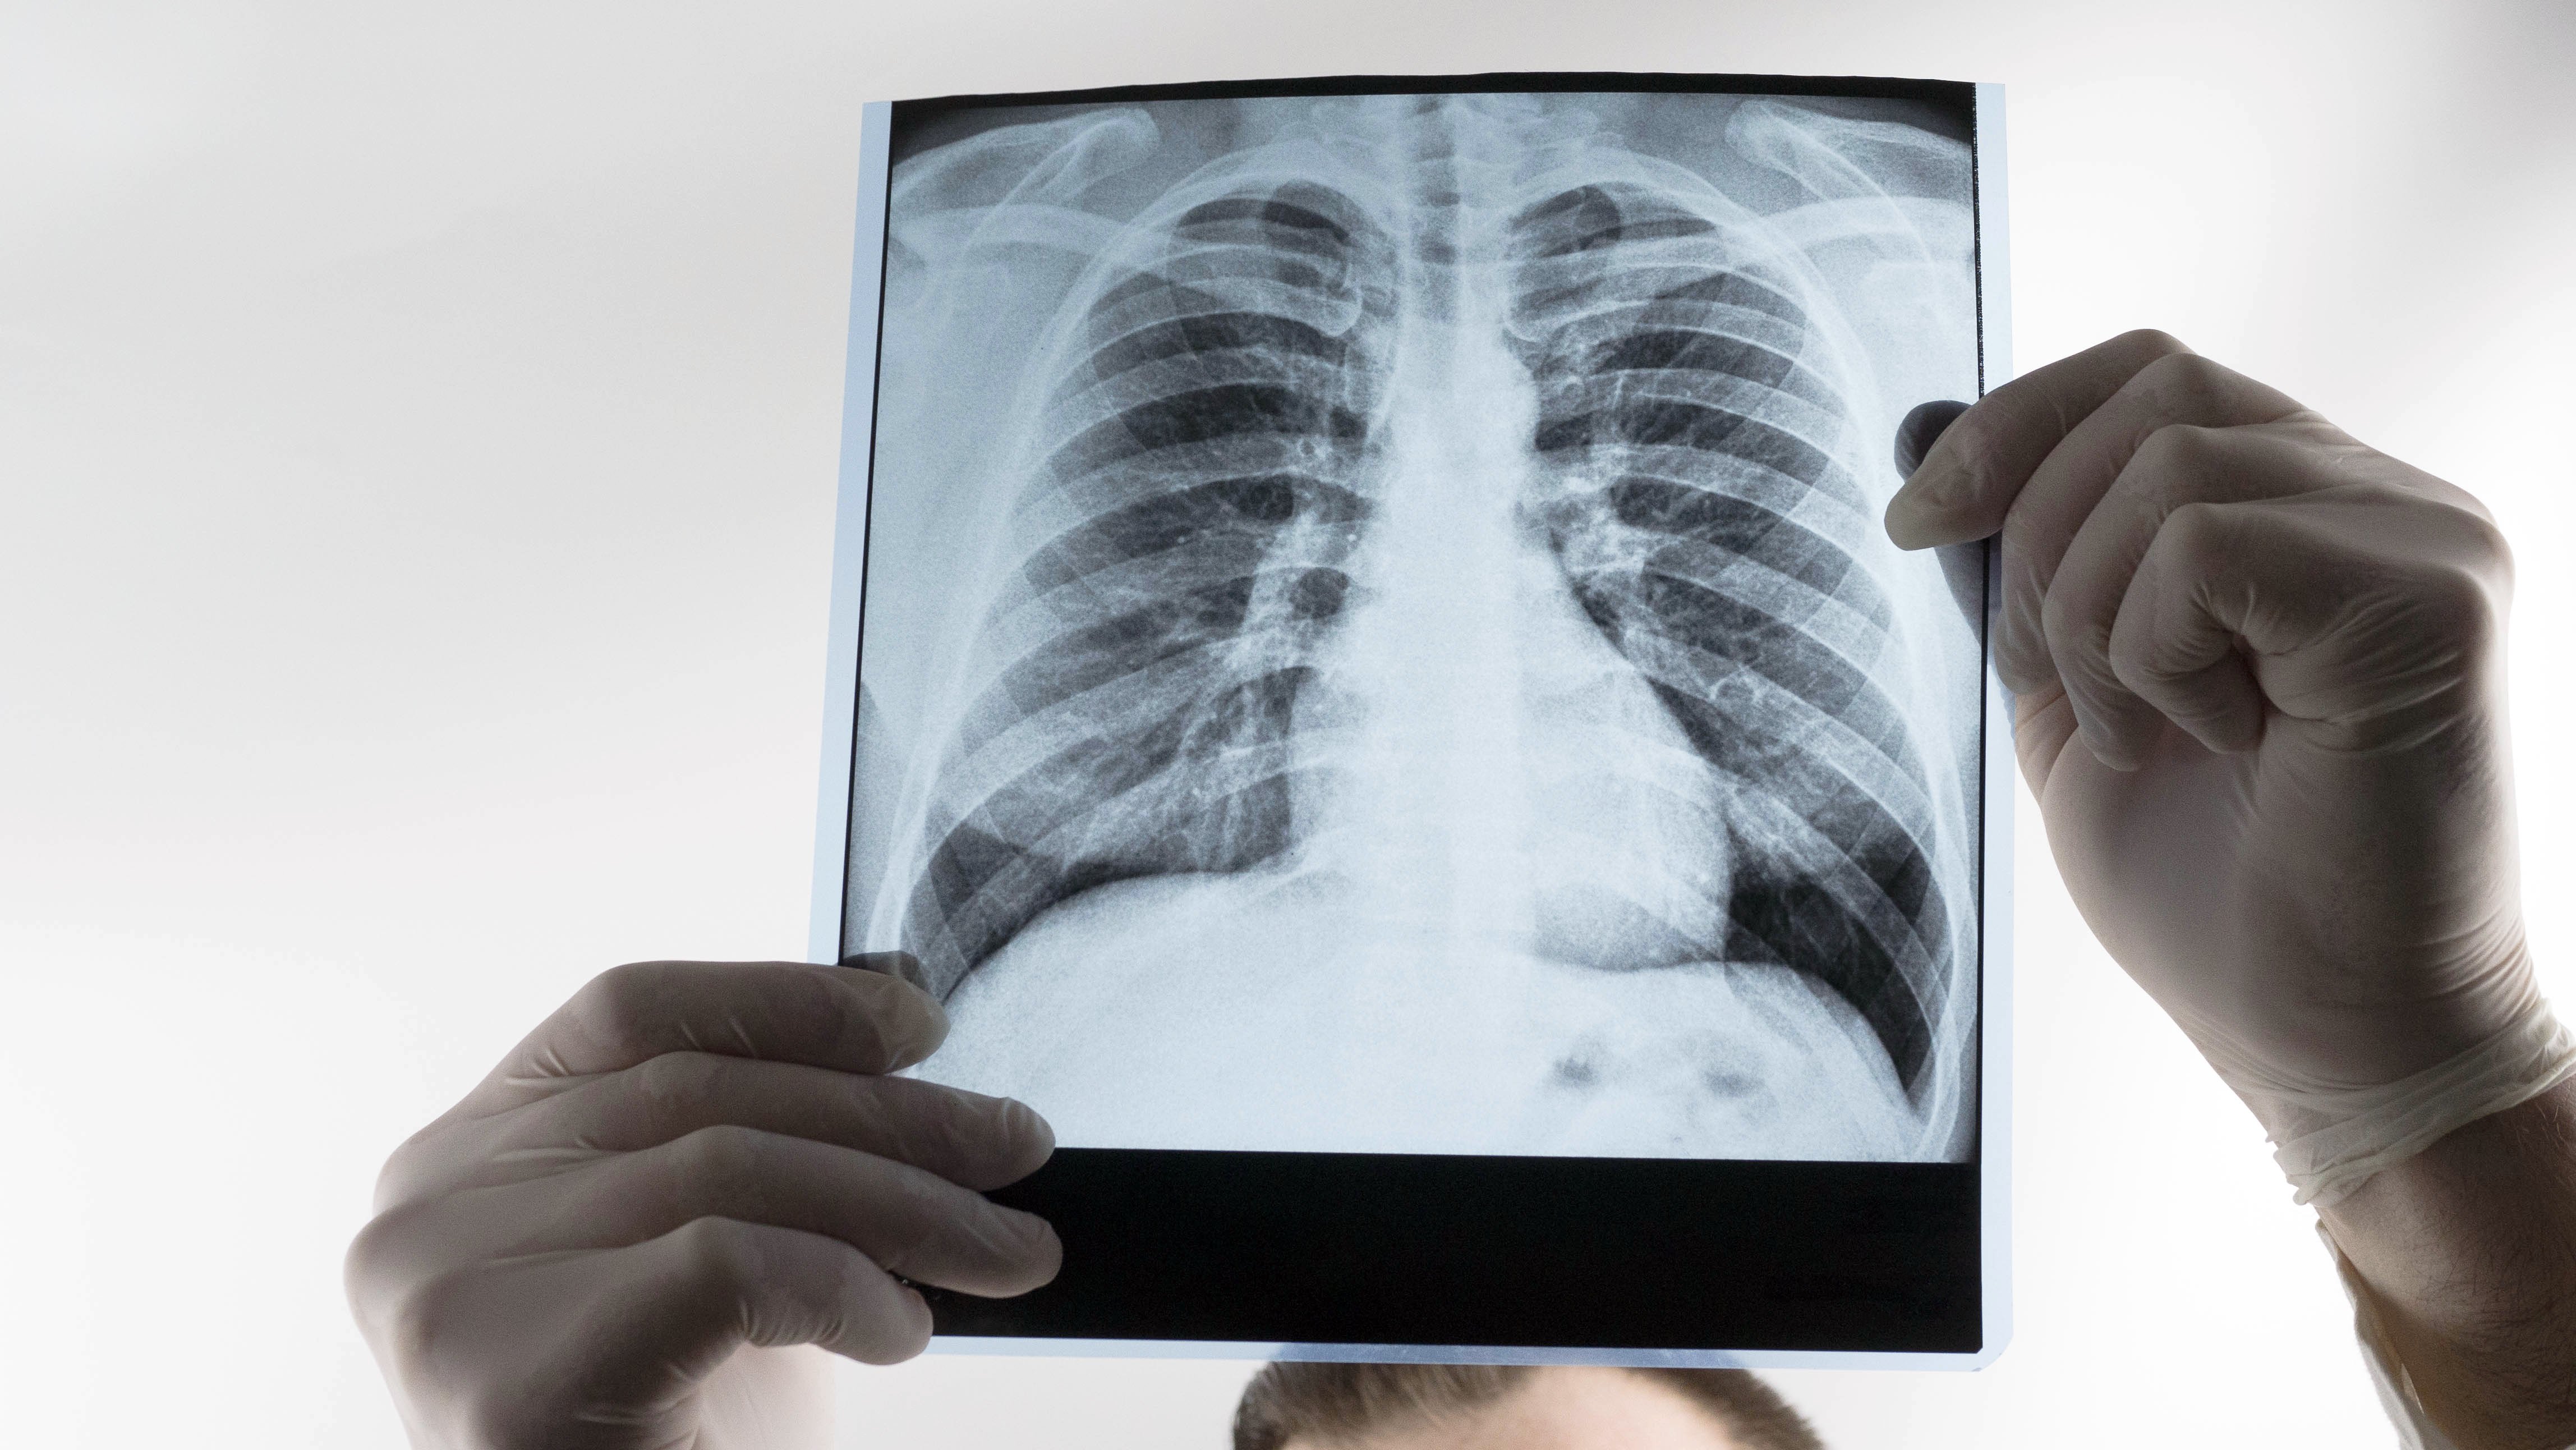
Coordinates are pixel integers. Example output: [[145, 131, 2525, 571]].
[[1230, 1362, 1825, 1450]]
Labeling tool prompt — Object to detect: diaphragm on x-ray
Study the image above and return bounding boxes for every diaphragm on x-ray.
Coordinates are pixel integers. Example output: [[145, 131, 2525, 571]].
[[842, 88, 1986, 1164]]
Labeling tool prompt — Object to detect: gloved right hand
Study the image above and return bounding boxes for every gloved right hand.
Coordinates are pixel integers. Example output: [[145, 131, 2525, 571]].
[[346, 958, 1061, 1450], [1885, 333, 2569, 1206]]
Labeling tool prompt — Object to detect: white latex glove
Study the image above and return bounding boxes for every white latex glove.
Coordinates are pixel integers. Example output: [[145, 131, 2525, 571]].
[[1885, 331, 2569, 1204], [346, 958, 1061, 1450]]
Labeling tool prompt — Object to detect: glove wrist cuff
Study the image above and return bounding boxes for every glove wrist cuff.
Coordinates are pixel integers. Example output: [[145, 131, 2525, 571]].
[[2265, 1003, 2576, 1208]]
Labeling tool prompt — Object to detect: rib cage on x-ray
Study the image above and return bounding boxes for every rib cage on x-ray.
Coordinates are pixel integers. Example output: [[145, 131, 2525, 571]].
[[903, 181, 1392, 999], [1506, 182, 1950, 1090], [858, 92, 1982, 1161]]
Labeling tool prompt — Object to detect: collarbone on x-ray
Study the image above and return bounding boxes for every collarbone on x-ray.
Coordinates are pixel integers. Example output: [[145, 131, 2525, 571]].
[[850, 89, 1986, 1164]]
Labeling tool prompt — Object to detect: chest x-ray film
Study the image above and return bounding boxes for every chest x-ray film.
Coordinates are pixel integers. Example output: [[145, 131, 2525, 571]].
[[815, 74, 2013, 1365]]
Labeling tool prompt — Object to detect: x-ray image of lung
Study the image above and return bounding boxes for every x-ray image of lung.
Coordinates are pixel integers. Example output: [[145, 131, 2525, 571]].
[[844, 88, 1988, 1163]]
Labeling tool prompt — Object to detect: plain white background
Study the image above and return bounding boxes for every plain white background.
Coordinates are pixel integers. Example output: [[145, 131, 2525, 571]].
[[3, 3, 2571, 1446]]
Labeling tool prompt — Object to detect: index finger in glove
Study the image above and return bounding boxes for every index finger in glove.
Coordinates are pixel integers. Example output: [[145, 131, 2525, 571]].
[[464, 1125, 1064, 1298], [457, 958, 947, 1117], [2044, 418, 2349, 767], [463, 1056, 1055, 1196], [1895, 337, 2305, 696], [1995, 354, 2307, 715], [1884, 328, 2190, 550]]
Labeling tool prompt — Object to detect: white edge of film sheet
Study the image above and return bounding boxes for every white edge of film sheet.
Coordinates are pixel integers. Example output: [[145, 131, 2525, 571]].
[[809, 82, 2018, 1371], [811, 99, 889, 971]]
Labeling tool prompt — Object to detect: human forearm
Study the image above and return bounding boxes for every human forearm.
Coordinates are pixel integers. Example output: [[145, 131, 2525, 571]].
[[2321, 1076, 2576, 1449]]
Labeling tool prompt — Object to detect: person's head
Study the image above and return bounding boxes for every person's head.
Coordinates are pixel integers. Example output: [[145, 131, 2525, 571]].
[[1231, 1362, 1825, 1450]]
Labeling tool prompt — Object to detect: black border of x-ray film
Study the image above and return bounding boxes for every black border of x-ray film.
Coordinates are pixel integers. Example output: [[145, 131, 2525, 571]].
[[812, 72, 2013, 1368]]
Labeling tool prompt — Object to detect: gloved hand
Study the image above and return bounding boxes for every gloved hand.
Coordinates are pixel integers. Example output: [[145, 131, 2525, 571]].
[[346, 958, 1061, 1450], [1885, 330, 2570, 1204]]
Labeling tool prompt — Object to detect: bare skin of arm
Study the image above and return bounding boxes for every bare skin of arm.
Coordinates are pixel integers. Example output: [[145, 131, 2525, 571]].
[[1889, 329, 2576, 1449], [2322, 1077, 2576, 1447]]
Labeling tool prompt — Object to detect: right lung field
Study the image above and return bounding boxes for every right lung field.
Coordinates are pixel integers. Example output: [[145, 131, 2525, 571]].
[[852, 89, 1986, 1164]]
